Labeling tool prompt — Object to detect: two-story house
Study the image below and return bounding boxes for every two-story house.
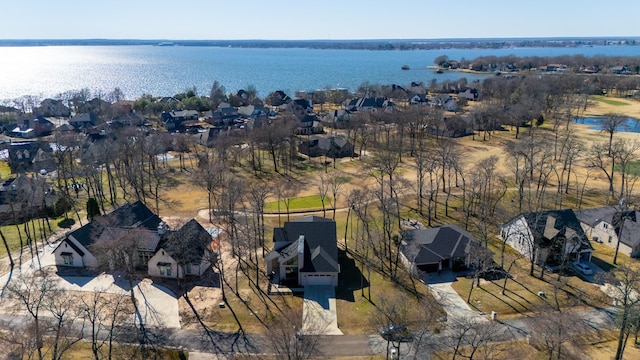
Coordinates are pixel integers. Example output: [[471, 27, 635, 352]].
[[575, 206, 640, 257], [265, 216, 340, 287]]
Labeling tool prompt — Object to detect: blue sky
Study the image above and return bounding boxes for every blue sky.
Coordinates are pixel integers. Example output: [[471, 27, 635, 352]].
[[1, 0, 638, 40]]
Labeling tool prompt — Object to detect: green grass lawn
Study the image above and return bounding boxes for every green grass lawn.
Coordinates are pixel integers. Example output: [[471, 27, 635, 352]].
[[617, 160, 640, 176], [0, 162, 11, 178], [450, 255, 609, 318], [264, 194, 327, 213], [0, 217, 61, 257], [592, 95, 631, 106]]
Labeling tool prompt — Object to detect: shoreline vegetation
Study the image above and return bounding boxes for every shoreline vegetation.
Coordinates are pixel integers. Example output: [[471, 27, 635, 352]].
[[1, 37, 639, 50]]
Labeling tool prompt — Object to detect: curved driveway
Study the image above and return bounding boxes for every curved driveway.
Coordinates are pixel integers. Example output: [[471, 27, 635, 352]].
[[0, 242, 180, 329]]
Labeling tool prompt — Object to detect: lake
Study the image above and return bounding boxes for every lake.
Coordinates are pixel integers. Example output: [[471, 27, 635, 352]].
[[574, 117, 640, 133], [1, 45, 640, 101]]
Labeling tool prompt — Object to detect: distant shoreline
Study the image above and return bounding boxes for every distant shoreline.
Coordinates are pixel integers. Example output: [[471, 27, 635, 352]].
[[1, 37, 639, 50]]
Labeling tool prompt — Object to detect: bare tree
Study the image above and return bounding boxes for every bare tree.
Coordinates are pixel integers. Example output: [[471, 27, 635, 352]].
[[90, 227, 157, 352], [46, 290, 84, 360], [80, 290, 132, 360], [598, 264, 640, 360], [600, 113, 628, 156], [613, 139, 640, 200], [466, 245, 496, 304], [446, 316, 506, 360], [589, 141, 617, 195], [528, 306, 585, 360], [5, 271, 55, 360], [408, 296, 446, 360], [248, 182, 270, 258], [372, 292, 411, 359], [276, 180, 300, 223], [328, 171, 350, 220], [267, 304, 321, 360], [317, 173, 330, 217]]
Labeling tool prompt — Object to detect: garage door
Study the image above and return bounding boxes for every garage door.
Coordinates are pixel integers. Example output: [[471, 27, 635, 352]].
[[417, 263, 439, 273], [305, 274, 333, 286]]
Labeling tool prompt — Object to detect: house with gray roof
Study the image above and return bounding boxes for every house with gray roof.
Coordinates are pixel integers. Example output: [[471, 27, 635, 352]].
[[298, 134, 354, 158], [500, 209, 593, 267], [53, 201, 163, 268], [265, 216, 340, 287], [54, 201, 217, 278], [162, 110, 199, 131], [69, 112, 98, 129], [148, 219, 218, 279], [575, 206, 640, 257], [345, 97, 395, 112], [399, 224, 483, 274]]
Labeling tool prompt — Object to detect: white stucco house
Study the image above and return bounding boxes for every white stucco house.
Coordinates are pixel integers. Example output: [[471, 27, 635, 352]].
[[53, 201, 162, 269], [54, 201, 217, 279], [265, 216, 340, 287], [147, 219, 219, 279]]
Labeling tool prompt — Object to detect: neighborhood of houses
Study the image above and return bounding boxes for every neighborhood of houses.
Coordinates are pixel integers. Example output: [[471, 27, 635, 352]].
[[45, 198, 640, 297], [2, 78, 640, 358]]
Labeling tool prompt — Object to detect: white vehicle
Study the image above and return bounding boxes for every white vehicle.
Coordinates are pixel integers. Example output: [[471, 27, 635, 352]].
[[572, 262, 593, 275]]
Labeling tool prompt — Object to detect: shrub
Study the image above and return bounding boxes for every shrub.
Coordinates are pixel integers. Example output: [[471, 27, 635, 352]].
[[58, 218, 75, 229]]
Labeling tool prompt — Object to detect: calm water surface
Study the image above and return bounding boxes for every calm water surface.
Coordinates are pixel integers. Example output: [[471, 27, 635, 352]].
[[574, 117, 640, 133], [1, 45, 640, 100]]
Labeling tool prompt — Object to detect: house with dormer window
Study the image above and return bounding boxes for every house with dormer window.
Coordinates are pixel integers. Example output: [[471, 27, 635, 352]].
[[500, 209, 593, 267], [53, 201, 218, 279], [265, 216, 340, 287], [575, 206, 640, 257]]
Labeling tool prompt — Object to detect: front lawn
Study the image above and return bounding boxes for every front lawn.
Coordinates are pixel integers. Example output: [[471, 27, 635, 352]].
[[451, 257, 610, 317], [264, 194, 326, 213], [592, 95, 631, 106]]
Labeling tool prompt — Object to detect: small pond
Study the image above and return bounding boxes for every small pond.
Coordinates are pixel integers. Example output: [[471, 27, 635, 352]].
[[573, 117, 640, 133]]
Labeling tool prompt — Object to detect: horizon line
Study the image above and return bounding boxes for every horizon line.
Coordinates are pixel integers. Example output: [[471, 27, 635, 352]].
[[1, 36, 640, 42]]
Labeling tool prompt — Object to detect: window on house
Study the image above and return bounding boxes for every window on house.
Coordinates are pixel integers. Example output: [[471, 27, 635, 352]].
[[185, 263, 192, 274], [609, 236, 613, 243], [61, 252, 73, 265], [603, 223, 609, 229], [158, 262, 172, 276]]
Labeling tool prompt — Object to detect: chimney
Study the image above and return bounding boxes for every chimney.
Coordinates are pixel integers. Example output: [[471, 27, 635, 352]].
[[297, 235, 305, 269], [158, 221, 168, 235]]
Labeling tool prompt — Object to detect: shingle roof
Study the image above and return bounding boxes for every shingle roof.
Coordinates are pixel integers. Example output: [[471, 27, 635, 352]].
[[276, 216, 339, 273], [68, 201, 161, 248], [98, 227, 161, 252], [161, 219, 212, 264], [521, 209, 592, 250], [400, 224, 479, 265], [576, 206, 640, 247], [61, 238, 85, 256], [574, 207, 618, 227]]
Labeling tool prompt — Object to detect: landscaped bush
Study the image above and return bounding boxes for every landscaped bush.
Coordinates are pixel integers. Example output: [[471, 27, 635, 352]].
[[58, 218, 75, 229]]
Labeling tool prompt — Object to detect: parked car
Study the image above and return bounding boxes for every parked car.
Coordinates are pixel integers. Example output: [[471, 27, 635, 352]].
[[572, 262, 593, 275], [379, 324, 412, 342]]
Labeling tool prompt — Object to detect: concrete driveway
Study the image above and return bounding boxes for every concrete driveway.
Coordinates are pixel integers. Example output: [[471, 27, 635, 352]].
[[427, 281, 488, 323], [0, 242, 180, 329], [302, 285, 343, 335]]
